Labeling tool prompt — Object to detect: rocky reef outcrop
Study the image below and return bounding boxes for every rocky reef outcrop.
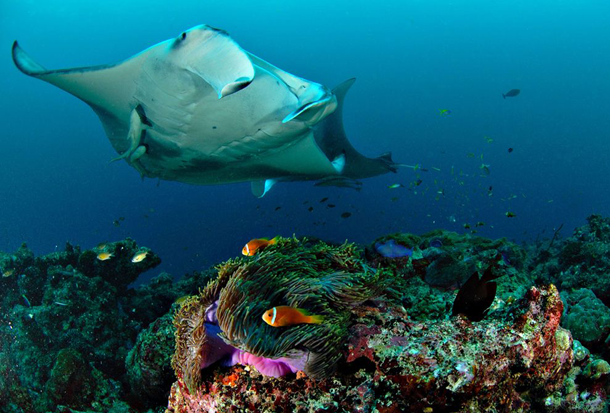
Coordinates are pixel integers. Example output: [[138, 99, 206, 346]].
[[0, 239, 212, 413]]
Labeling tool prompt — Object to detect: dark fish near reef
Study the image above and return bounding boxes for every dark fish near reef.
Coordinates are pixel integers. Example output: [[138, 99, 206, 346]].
[[319, 197, 329, 203], [341, 212, 352, 218], [262, 306, 324, 327], [502, 89, 520, 99], [452, 267, 501, 321]]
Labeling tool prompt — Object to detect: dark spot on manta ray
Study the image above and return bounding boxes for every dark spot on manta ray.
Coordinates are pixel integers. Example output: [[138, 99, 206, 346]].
[[181, 32, 187, 40], [275, 206, 282, 211], [212, 126, 217, 129]]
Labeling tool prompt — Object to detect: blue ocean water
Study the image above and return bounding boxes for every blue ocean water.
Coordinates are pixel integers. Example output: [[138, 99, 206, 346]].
[[1, 0, 609, 282]]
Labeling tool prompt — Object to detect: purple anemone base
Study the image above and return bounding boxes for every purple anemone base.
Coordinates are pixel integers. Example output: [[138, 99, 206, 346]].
[[202, 301, 307, 377]]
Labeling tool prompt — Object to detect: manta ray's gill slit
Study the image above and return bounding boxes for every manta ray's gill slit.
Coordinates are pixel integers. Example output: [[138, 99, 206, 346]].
[[208, 131, 296, 159]]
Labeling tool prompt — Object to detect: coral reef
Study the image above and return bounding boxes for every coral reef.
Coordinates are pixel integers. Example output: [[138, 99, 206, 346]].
[[3, 217, 610, 412]]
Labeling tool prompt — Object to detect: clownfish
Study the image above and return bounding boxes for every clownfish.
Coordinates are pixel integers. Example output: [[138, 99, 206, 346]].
[[262, 306, 324, 327], [242, 236, 279, 256]]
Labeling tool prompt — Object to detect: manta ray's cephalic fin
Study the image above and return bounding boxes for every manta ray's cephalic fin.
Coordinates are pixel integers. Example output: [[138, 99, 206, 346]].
[[110, 104, 149, 163], [251, 179, 278, 198]]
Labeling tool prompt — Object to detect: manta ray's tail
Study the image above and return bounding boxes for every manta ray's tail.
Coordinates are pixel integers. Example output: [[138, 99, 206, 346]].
[[375, 152, 399, 173], [313, 79, 398, 180]]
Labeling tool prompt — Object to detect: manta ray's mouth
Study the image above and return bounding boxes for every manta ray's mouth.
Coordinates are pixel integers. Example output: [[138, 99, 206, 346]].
[[282, 95, 336, 124]]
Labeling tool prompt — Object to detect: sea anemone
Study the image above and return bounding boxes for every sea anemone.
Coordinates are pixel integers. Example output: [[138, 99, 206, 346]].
[[172, 237, 388, 391]]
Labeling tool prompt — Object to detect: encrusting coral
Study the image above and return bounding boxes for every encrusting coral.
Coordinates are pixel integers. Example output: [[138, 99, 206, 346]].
[[171, 237, 389, 392]]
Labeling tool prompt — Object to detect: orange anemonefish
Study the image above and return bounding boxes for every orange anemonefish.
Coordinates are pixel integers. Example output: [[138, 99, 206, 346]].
[[261, 306, 324, 327], [242, 236, 279, 256]]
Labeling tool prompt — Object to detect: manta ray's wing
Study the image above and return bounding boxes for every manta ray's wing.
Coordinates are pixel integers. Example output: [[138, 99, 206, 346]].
[[12, 41, 152, 144], [11, 26, 256, 155]]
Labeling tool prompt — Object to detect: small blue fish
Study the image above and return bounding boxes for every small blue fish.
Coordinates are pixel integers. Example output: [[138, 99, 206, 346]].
[[500, 251, 512, 266], [22, 294, 31, 308], [429, 238, 443, 248], [388, 183, 404, 189], [375, 240, 413, 258]]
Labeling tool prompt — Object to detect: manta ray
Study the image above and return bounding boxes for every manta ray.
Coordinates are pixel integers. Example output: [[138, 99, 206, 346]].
[[12, 25, 397, 196]]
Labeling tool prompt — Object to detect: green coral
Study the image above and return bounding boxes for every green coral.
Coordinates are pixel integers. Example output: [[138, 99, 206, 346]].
[[45, 348, 97, 410], [125, 312, 176, 406], [583, 358, 610, 380], [561, 288, 610, 344]]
